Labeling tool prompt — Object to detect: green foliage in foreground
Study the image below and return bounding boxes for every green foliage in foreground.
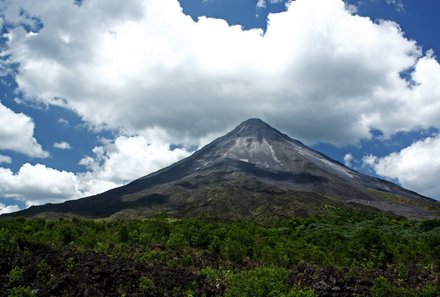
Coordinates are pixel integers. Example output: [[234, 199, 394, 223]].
[[224, 267, 314, 297], [7, 286, 36, 297], [370, 276, 438, 297], [0, 207, 439, 296]]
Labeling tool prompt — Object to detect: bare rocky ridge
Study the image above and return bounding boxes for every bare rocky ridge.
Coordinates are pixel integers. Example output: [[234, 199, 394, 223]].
[[6, 118, 439, 219]]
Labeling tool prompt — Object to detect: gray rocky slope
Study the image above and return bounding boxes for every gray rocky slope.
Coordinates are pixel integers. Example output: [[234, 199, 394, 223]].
[[8, 119, 439, 219]]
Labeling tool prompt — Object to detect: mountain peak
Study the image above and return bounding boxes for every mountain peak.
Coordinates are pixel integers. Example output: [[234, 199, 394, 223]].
[[202, 118, 317, 173], [236, 118, 271, 131], [228, 118, 286, 142], [239, 118, 267, 126]]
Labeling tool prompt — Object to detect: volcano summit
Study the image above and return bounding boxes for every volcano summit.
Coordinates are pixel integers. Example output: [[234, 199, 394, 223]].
[[8, 119, 439, 219]]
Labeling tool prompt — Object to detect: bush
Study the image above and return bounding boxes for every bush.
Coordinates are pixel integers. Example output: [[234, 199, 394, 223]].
[[220, 238, 248, 263], [224, 267, 289, 297], [139, 276, 154, 291], [37, 259, 50, 280], [8, 286, 35, 297], [371, 276, 439, 297], [118, 225, 129, 243], [425, 232, 440, 265], [8, 266, 23, 284], [419, 220, 440, 232], [167, 232, 189, 250], [201, 266, 233, 288], [0, 228, 15, 256], [282, 288, 315, 297], [349, 226, 393, 266], [420, 284, 439, 297], [59, 225, 75, 245], [370, 276, 395, 297]]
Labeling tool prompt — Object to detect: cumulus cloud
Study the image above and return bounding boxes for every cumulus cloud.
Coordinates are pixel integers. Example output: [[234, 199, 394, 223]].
[[364, 135, 440, 200], [0, 203, 20, 215], [344, 3, 358, 14], [256, 0, 266, 9], [57, 118, 70, 127], [1, 0, 439, 146], [0, 102, 48, 158], [3, 0, 440, 205], [0, 130, 190, 205], [53, 141, 72, 150], [343, 153, 353, 167], [0, 163, 80, 204], [77, 129, 190, 196], [362, 154, 377, 167], [0, 154, 12, 164]]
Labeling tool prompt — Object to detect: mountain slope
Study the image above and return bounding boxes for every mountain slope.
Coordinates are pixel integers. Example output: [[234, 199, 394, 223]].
[[7, 119, 439, 219]]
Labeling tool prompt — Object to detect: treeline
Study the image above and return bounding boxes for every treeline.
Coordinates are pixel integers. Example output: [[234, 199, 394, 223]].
[[0, 207, 439, 296]]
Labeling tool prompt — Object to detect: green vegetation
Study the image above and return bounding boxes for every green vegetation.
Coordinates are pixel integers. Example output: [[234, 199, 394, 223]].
[[8, 266, 23, 284], [7, 286, 36, 297], [139, 275, 154, 291], [224, 266, 314, 297], [0, 207, 439, 296], [371, 189, 440, 215]]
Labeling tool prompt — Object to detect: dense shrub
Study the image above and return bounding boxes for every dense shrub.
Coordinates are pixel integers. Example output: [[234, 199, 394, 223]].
[[349, 225, 393, 266], [0, 228, 15, 256], [8, 286, 36, 297], [118, 225, 129, 243], [58, 224, 75, 245], [220, 238, 248, 262], [139, 276, 154, 291], [8, 266, 23, 284], [0, 210, 439, 296], [224, 267, 289, 297], [167, 232, 189, 250]]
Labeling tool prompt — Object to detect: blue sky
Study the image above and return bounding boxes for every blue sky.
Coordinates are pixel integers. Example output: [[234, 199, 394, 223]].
[[1, 0, 440, 214]]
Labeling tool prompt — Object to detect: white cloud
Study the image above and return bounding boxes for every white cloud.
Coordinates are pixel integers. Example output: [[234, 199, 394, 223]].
[[0, 102, 48, 158], [256, 0, 266, 9], [343, 153, 353, 167], [364, 135, 440, 200], [77, 129, 190, 196], [0, 203, 20, 215], [2, 0, 440, 205], [0, 163, 80, 203], [58, 118, 69, 127], [344, 3, 358, 14], [2, 0, 439, 146], [0, 154, 12, 164], [257, 0, 284, 9], [386, 0, 404, 12], [0, 129, 190, 205], [362, 154, 377, 167], [53, 141, 72, 150]]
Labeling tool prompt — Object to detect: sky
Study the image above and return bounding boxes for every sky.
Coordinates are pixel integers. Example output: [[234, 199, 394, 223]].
[[1, 0, 440, 214]]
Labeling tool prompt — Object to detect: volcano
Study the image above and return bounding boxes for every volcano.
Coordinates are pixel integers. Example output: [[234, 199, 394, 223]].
[[8, 119, 439, 219]]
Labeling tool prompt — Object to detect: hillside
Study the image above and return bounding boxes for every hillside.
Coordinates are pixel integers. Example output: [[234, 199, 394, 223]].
[[6, 118, 439, 220]]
